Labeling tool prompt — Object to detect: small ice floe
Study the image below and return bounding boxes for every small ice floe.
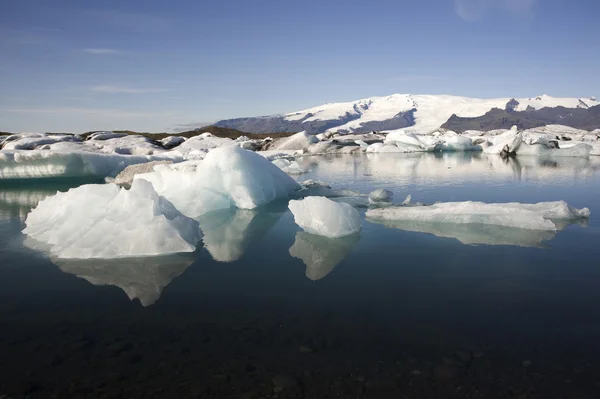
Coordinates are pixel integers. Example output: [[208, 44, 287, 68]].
[[288, 196, 361, 238], [367, 200, 590, 233], [368, 188, 394, 206]]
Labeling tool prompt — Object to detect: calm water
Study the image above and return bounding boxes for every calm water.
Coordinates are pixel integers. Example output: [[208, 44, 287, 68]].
[[1, 153, 600, 398]]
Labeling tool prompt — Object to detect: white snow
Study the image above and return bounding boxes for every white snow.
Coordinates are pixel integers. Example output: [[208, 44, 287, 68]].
[[136, 146, 301, 219], [23, 179, 202, 259], [289, 231, 360, 280], [366, 200, 590, 231], [282, 93, 600, 135], [288, 196, 361, 238]]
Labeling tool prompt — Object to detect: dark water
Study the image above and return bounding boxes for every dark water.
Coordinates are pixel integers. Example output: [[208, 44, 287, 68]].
[[1, 153, 600, 398]]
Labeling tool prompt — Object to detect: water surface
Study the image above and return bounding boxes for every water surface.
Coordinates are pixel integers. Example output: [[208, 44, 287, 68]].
[[1, 153, 599, 398]]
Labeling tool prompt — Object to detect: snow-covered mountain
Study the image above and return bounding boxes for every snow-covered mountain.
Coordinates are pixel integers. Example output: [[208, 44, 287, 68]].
[[214, 94, 600, 134]]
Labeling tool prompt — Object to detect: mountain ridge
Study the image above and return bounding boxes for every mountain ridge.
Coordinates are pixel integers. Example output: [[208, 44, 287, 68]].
[[214, 93, 600, 134]]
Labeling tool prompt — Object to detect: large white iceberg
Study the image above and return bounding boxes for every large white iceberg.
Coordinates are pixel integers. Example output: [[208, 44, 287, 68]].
[[288, 196, 361, 238], [23, 179, 201, 259], [270, 131, 318, 151], [366, 200, 590, 231], [136, 145, 301, 219], [384, 130, 440, 152], [289, 231, 360, 280]]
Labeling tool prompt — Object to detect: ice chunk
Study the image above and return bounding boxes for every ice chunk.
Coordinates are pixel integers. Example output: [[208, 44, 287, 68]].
[[51, 253, 194, 306], [484, 126, 522, 155], [366, 200, 590, 232], [113, 160, 173, 188], [289, 231, 360, 280], [439, 134, 479, 152], [160, 136, 186, 149], [0, 149, 181, 180], [136, 146, 301, 219], [2, 134, 81, 150], [271, 131, 318, 151], [297, 180, 364, 199], [198, 206, 284, 262], [271, 158, 308, 175], [384, 131, 440, 152], [288, 196, 361, 238], [170, 133, 235, 159], [23, 179, 202, 259], [368, 189, 393, 205], [516, 143, 593, 157]]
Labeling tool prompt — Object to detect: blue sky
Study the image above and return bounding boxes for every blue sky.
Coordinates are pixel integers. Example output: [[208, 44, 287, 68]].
[[0, 0, 598, 133]]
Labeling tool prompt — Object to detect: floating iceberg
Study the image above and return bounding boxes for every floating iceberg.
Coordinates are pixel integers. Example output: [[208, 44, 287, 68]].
[[23, 179, 201, 259], [270, 131, 318, 151], [289, 231, 360, 280], [271, 158, 308, 175], [483, 126, 523, 155], [368, 188, 393, 206], [51, 253, 194, 306], [288, 196, 361, 238], [136, 145, 301, 219], [384, 131, 440, 152], [0, 150, 180, 180], [366, 200, 590, 232], [198, 206, 284, 262]]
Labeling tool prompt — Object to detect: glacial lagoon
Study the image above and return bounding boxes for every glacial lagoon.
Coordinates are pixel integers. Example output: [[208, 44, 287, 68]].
[[1, 152, 600, 398]]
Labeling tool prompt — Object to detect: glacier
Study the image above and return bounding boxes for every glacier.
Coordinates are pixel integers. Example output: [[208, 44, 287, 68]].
[[23, 179, 202, 259], [288, 196, 361, 238]]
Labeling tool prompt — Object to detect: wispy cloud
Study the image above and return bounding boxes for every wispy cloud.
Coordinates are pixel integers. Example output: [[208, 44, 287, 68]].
[[89, 85, 167, 94], [4, 107, 161, 118], [83, 48, 124, 55], [391, 75, 443, 83], [454, 0, 537, 22]]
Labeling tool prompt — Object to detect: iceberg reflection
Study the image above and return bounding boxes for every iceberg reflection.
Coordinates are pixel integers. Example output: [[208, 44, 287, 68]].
[[367, 218, 586, 248], [289, 231, 360, 280], [51, 253, 195, 306], [198, 204, 285, 262]]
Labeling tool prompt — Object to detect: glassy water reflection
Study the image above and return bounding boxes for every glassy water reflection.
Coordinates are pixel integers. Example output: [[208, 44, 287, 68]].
[[1, 153, 600, 398]]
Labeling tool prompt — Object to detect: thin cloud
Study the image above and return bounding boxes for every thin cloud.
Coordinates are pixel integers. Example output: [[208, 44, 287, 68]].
[[89, 85, 167, 94], [83, 48, 124, 55], [454, 0, 537, 21]]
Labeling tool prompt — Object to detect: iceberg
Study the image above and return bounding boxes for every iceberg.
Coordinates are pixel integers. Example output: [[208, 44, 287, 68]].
[[288, 196, 361, 238], [270, 131, 318, 151], [366, 200, 590, 232], [0, 149, 180, 180], [484, 126, 522, 155], [384, 130, 440, 152], [271, 158, 309, 175], [368, 188, 393, 205], [198, 205, 284, 262], [136, 145, 301, 219], [289, 231, 360, 280], [516, 143, 593, 157], [23, 179, 202, 259]]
